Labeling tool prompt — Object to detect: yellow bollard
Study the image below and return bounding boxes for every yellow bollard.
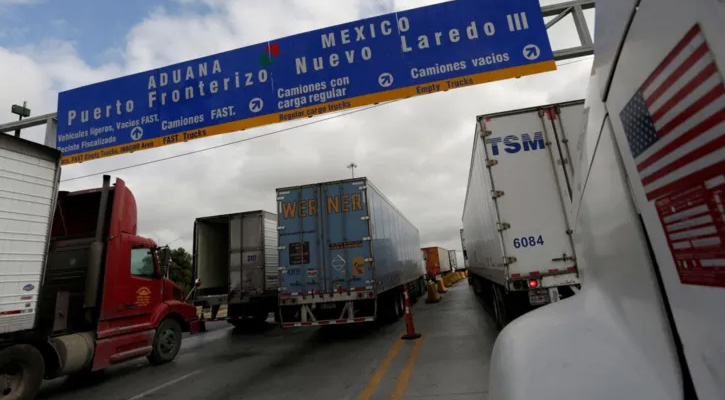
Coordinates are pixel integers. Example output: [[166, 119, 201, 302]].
[[437, 277, 447, 293], [426, 282, 441, 303]]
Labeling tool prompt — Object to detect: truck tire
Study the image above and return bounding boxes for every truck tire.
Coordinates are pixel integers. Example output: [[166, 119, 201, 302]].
[[377, 294, 396, 323], [472, 276, 485, 296], [148, 319, 182, 365], [395, 291, 405, 320], [492, 285, 509, 329], [0, 344, 45, 400]]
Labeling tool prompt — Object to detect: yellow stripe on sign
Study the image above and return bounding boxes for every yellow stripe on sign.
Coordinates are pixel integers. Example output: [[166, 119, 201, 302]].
[[60, 61, 556, 166]]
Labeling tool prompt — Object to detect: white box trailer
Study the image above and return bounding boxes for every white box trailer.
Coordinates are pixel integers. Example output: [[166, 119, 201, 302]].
[[448, 249, 459, 271], [0, 134, 61, 334], [193, 211, 279, 325], [462, 100, 584, 326]]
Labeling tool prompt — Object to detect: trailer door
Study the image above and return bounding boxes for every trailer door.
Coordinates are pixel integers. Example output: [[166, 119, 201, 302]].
[[320, 180, 372, 293], [483, 107, 579, 278]]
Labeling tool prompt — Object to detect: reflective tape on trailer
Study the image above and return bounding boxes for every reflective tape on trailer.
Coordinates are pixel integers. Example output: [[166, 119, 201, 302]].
[[281, 286, 373, 297], [282, 317, 374, 328], [510, 266, 578, 279]]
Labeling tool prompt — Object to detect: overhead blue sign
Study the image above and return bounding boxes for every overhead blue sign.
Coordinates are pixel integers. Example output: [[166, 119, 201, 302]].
[[57, 0, 554, 165]]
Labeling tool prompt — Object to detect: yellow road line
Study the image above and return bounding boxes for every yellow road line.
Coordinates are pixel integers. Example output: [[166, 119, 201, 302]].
[[357, 339, 405, 400], [389, 336, 424, 400]]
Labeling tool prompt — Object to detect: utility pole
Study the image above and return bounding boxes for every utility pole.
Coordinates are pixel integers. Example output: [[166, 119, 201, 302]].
[[347, 162, 358, 178]]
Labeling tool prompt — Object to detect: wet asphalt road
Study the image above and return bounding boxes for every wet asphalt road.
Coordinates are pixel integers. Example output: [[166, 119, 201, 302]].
[[37, 283, 499, 400]]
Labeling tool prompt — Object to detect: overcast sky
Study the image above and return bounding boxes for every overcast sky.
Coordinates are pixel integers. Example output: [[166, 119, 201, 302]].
[[0, 0, 593, 254]]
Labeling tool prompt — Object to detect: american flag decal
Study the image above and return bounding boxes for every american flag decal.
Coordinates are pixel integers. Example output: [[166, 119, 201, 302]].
[[620, 24, 725, 201]]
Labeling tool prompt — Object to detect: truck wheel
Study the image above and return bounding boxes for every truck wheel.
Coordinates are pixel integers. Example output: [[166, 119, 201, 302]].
[[395, 291, 405, 319], [492, 285, 509, 329], [472, 276, 485, 296], [148, 319, 182, 365], [0, 344, 44, 400]]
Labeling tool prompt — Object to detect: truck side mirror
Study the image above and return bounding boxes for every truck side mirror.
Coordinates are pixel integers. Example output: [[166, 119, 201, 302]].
[[162, 247, 171, 267], [157, 247, 172, 278]]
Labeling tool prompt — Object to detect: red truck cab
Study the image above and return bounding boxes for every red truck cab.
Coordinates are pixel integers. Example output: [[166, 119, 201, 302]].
[[44, 177, 199, 372], [1, 138, 199, 399]]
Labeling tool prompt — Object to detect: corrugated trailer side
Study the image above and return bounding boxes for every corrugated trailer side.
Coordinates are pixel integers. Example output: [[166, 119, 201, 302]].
[[367, 180, 424, 293], [0, 134, 61, 334]]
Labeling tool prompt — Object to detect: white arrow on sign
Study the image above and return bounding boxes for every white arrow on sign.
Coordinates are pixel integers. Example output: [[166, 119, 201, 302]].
[[249, 98, 264, 113], [378, 73, 394, 88], [523, 44, 540, 61], [130, 126, 144, 141], [331, 255, 347, 271]]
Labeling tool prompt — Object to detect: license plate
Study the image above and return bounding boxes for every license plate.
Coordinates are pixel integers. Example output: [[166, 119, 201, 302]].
[[320, 303, 336, 310], [529, 290, 550, 306]]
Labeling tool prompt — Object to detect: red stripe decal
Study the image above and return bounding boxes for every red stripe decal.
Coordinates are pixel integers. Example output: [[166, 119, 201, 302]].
[[283, 323, 294, 328], [548, 269, 559, 274], [641, 25, 701, 93], [651, 63, 718, 124], [656, 80, 725, 138], [647, 158, 725, 200], [336, 319, 346, 324], [353, 318, 366, 323], [529, 271, 540, 276], [0, 310, 22, 316], [665, 212, 715, 233], [645, 43, 709, 107], [511, 273, 521, 278], [301, 322, 313, 326], [567, 266, 577, 272], [638, 108, 725, 172], [318, 321, 330, 325]]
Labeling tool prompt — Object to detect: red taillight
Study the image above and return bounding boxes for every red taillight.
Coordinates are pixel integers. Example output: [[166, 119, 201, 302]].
[[528, 279, 539, 288]]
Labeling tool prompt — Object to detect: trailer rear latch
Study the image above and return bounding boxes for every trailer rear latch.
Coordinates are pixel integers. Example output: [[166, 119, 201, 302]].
[[497, 222, 511, 231], [481, 130, 492, 137], [486, 159, 498, 167], [504, 256, 517, 265], [492, 190, 505, 199], [552, 254, 576, 262]]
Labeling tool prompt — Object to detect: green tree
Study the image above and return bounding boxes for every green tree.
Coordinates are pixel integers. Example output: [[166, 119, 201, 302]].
[[168, 247, 193, 294]]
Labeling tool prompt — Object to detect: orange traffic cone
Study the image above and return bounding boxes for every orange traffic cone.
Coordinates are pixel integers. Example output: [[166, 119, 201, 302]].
[[401, 284, 421, 340]]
